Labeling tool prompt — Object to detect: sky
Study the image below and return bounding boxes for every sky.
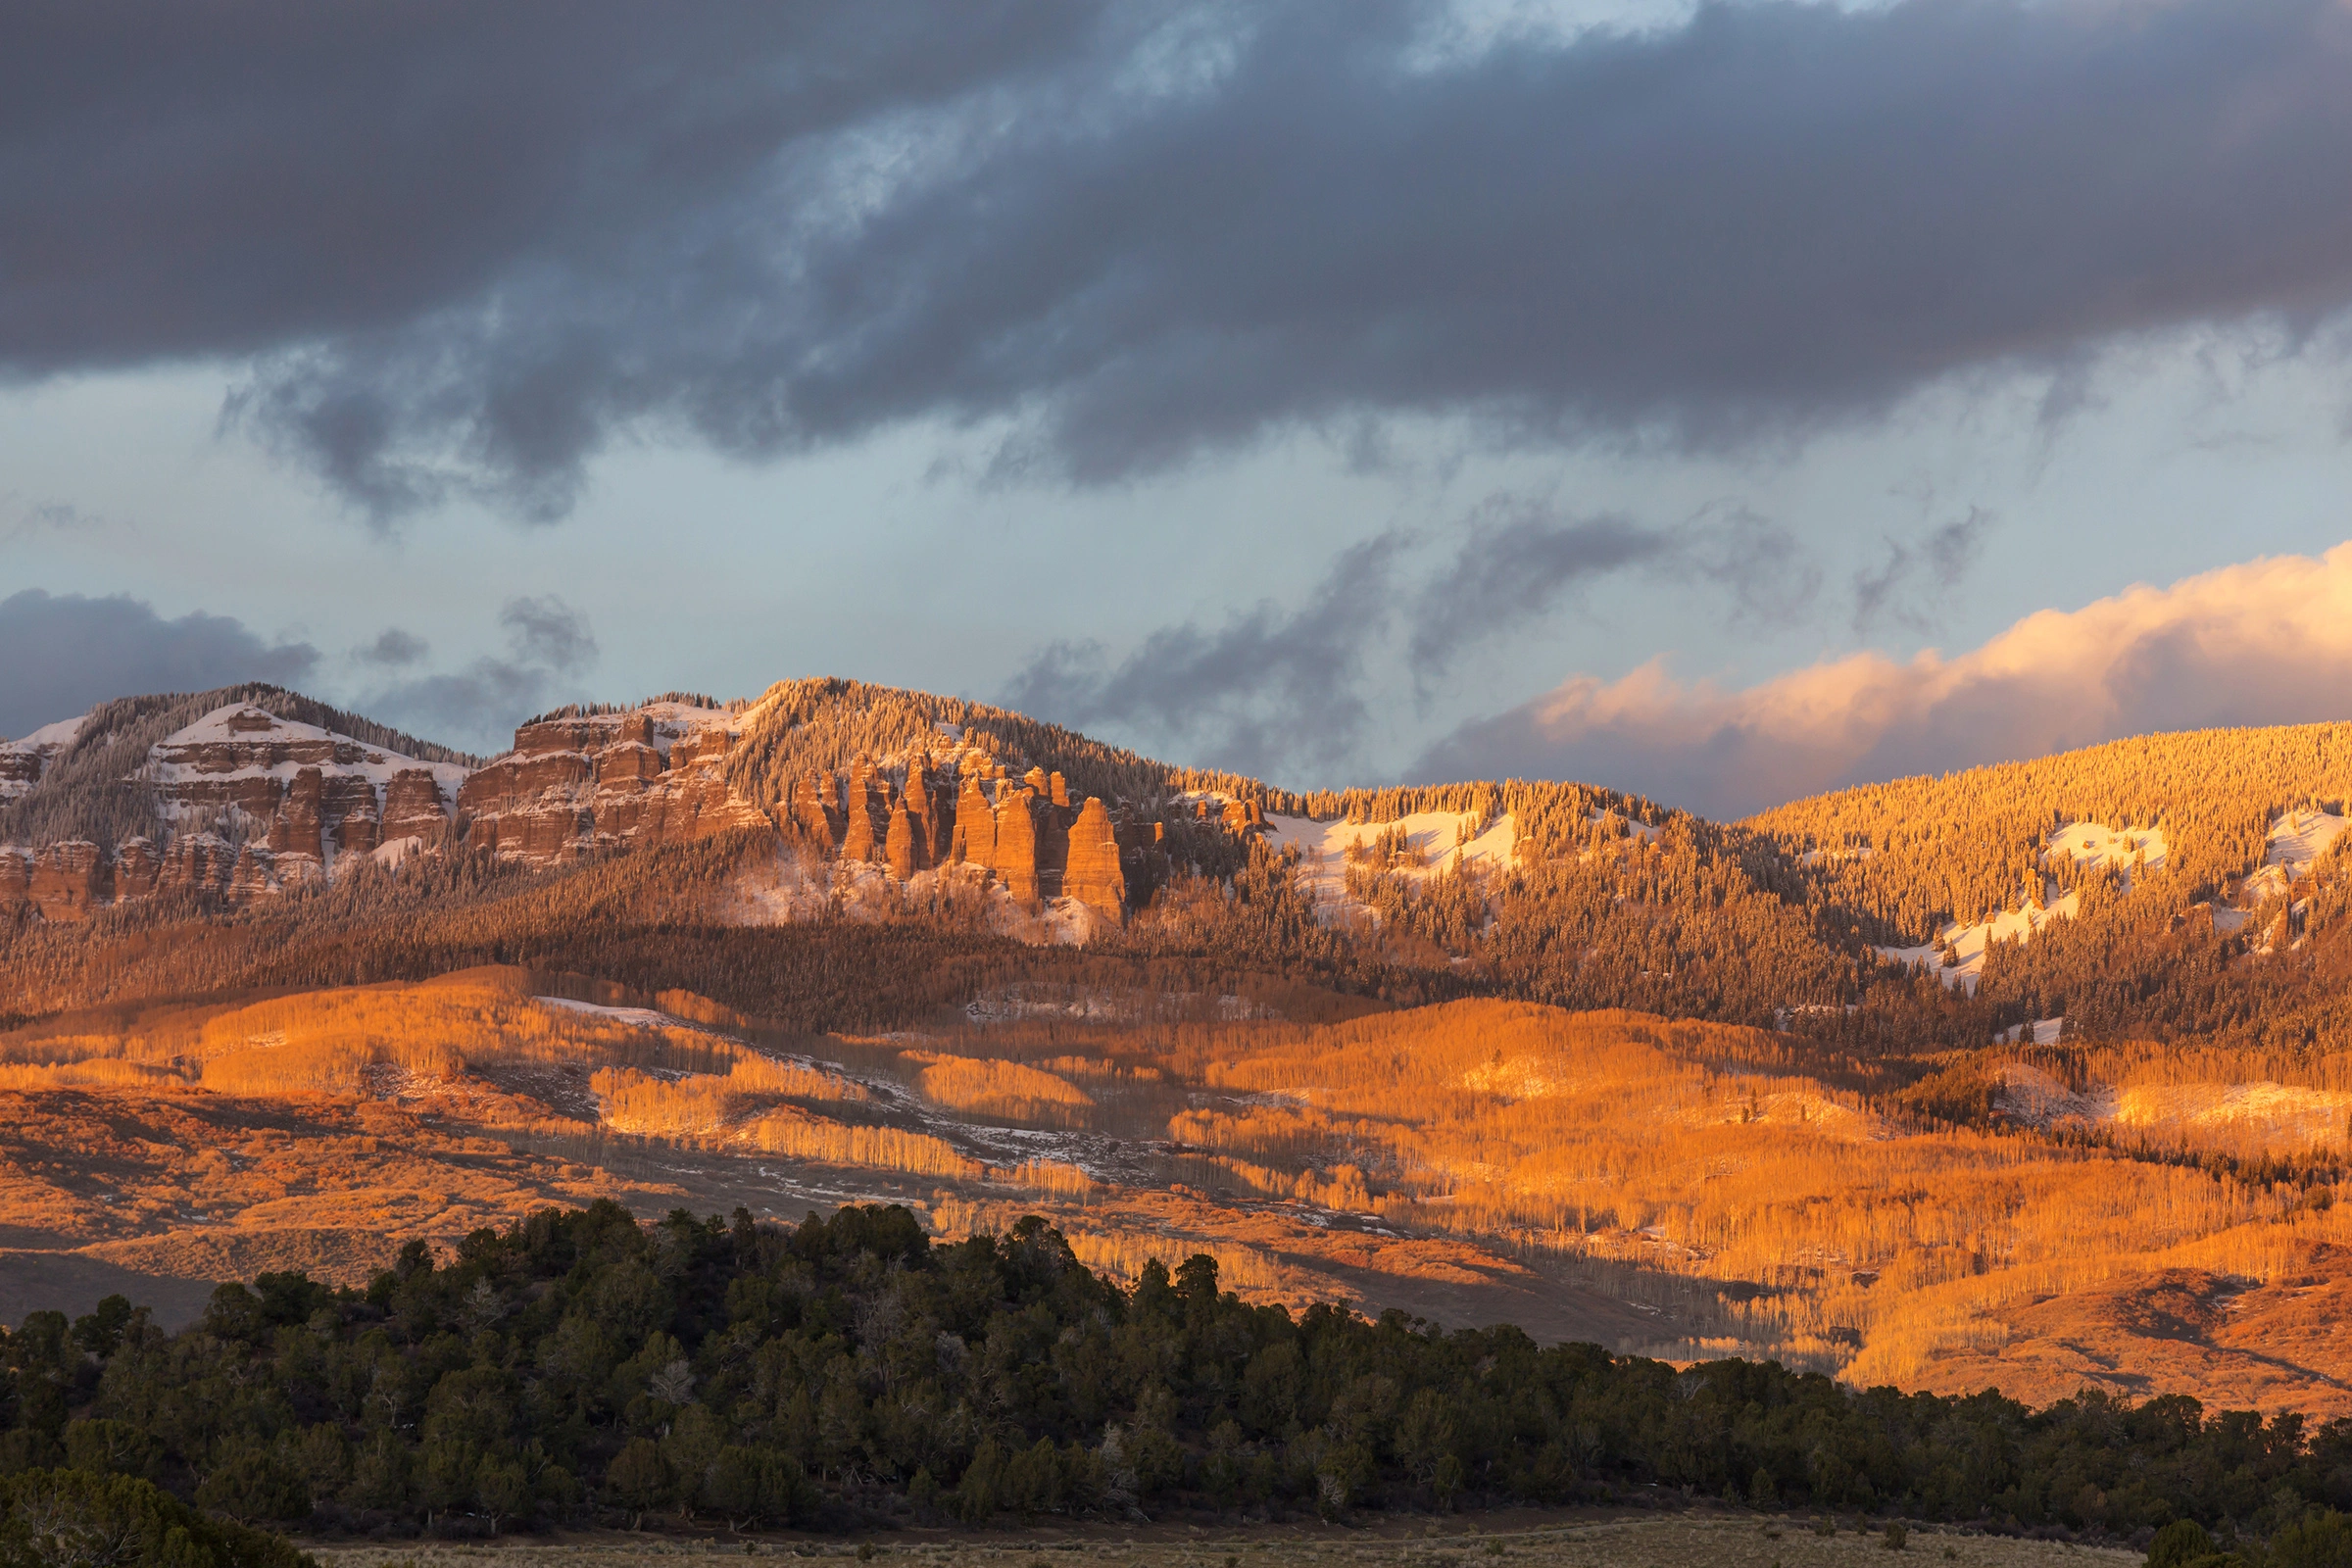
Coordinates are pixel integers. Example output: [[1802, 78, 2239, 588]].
[[10, 0, 2352, 818]]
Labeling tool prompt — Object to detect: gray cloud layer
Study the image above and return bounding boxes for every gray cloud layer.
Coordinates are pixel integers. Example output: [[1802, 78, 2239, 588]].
[[357, 596, 600, 752], [0, 590, 318, 737], [11, 0, 2352, 518], [1006, 506, 1804, 778]]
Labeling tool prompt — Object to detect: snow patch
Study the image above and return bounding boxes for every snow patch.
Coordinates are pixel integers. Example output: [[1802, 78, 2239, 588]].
[[2046, 821, 2167, 882], [1266, 809, 1516, 919], [2266, 808, 2347, 882], [369, 835, 425, 870], [0, 711, 88, 800], [1996, 1016, 2066, 1046], [1875, 894, 2080, 995], [535, 997, 706, 1033]]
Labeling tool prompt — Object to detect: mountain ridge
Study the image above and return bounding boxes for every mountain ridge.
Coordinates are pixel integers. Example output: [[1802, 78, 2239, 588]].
[[3, 675, 2350, 1062]]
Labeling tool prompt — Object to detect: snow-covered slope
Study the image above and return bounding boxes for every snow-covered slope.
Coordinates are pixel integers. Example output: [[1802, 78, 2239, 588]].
[[150, 704, 467, 816], [0, 712, 89, 801], [1876, 896, 2081, 995], [1266, 809, 1516, 912]]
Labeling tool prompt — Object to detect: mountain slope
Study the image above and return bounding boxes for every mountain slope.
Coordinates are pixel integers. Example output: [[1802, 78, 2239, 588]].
[[5, 678, 2352, 1056], [13, 681, 2352, 1420]]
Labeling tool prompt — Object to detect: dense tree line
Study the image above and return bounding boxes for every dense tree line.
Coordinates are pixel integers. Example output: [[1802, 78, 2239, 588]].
[[7, 1201, 2352, 1550]]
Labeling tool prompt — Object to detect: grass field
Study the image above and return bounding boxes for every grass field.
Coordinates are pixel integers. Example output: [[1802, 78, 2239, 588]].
[[305, 1514, 2140, 1568]]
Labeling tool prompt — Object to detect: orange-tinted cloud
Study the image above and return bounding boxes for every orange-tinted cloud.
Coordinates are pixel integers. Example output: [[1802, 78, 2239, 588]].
[[1416, 543, 2352, 818]]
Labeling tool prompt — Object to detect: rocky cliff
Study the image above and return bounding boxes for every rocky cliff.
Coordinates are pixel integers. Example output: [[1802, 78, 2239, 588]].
[[3, 683, 1248, 931], [1, 703, 466, 921], [457, 702, 769, 862]]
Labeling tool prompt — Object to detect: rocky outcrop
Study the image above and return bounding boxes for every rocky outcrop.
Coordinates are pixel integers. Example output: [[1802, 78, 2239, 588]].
[[885, 800, 922, 881], [381, 769, 451, 843], [0, 847, 31, 907], [114, 837, 161, 901], [1063, 798, 1126, 921], [0, 714, 84, 803], [839, 760, 882, 863], [0, 750, 45, 800], [991, 787, 1044, 903], [954, 776, 996, 867], [272, 767, 325, 858], [791, 772, 842, 845], [28, 841, 109, 921], [457, 700, 767, 865], [158, 834, 237, 900]]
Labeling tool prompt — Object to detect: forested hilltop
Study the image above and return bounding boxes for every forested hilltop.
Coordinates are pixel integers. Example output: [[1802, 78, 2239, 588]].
[[9, 678, 2352, 1060], [7, 1200, 2352, 1550]]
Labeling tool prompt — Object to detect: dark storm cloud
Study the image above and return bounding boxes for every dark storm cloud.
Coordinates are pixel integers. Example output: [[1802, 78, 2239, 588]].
[[13, 0, 2352, 519], [1408, 510, 1674, 677], [0, 590, 318, 737], [1006, 507, 1800, 778], [359, 595, 599, 751]]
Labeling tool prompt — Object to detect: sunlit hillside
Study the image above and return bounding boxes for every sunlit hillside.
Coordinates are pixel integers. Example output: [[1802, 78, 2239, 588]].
[[11, 966, 2352, 1417]]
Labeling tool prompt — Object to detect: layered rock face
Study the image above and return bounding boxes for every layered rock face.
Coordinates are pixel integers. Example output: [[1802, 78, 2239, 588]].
[[2, 704, 466, 921], [459, 701, 768, 864]]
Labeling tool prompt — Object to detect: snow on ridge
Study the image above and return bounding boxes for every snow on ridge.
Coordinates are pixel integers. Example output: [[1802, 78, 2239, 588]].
[[150, 705, 467, 803], [0, 711, 91, 801], [3, 712, 89, 753], [517, 700, 735, 741], [1267, 809, 1518, 913]]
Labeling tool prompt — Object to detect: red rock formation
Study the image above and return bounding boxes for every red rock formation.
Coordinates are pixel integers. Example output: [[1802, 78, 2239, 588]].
[[322, 774, 379, 858], [0, 750, 44, 797], [0, 848, 30, 906], [1063, 797, 1126, 921], [954, 776, 995, 866], [992, 787, 1044, 903], [271, 766, 325, 858], [903, 758, 938, 872], [841, 760, 881, 863], [792, 772, 843, 845], [455, 702, 763, 863], [114, 837, 162, 901], [382, 769, 451, 842], [159, 834, 235, 901], [886, 800, 922, 881], [29, 841, 109, 921], [228, 845, 275, 903], [1037, 800, 1069, 898], [1049, 771, 1069, 808]]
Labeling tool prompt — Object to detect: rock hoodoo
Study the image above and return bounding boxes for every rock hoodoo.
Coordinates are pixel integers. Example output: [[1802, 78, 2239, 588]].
[[1063, 797, 1127, 921]]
